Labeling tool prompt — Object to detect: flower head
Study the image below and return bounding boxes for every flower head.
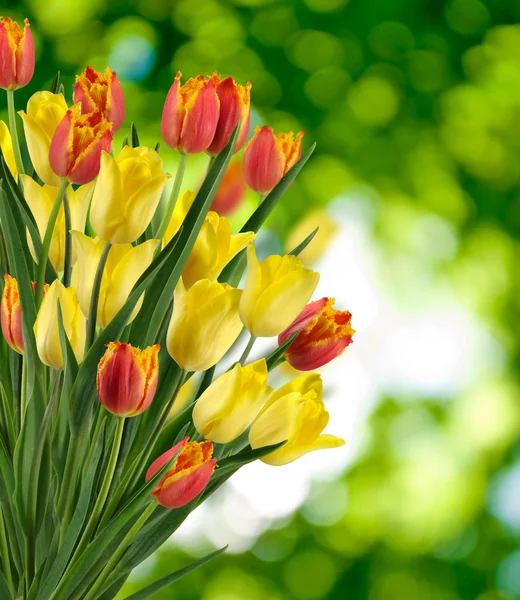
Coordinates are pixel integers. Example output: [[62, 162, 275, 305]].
[[0, 17, 34, 90]]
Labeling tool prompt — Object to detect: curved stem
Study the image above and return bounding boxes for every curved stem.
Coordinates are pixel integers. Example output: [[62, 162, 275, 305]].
[[6, 90, 24, 178], [62, 191, 72, 287], [154, 153, 188, 242], [84, 242, 112, 352], [20, 356, 27, 427], [35, 178, 69, 308], [239, 333, 256, 365]]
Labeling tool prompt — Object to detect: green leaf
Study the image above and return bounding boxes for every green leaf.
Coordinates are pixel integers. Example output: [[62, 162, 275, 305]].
[[49, 71, 60, 93], [123, 546, 227, 600], [0, 569, 13, 600], [131, 122, 140, 147], [214, 441, 287, 478], [265, 332, 299, 371], [289, 226, 319, 256]]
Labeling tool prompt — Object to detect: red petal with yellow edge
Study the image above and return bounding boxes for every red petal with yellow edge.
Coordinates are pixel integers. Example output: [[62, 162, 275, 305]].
[[15, 20, 34, 89], [243, 126, 285, 195], [0, 20, 17, 89], [161, 72, 183, 150], [49, 109, 74, 178], [179, 78, 220, 154], [155, 458, 216, 508]]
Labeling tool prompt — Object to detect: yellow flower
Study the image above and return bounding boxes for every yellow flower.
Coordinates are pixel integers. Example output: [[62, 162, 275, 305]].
[[166, 278, 242, 372], [34, 280, 86, 369], [89, 146, 170, 244], [71, 233, 159, 328], [249, 373, 345, 466], [239, 244, 319, 338], [284, 209, 338, 266], [0, 120, 17, 178], [169, 378, 196, 419], [193, 359, 272, 444], [163, 189, 196, 246], [182, 211, 255, 289], [21, 175, 94, 272], [19, 91, 68, 186]]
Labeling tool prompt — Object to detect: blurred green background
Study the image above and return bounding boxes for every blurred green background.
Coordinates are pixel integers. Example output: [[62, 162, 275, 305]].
[[6, 0, 520, 598]]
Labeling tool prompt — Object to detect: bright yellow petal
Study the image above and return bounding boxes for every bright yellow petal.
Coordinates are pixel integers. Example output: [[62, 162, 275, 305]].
[[261, 434, 345, 466], [70, 232, 104, 318], [163, 189, 196, 246], [239, 244, 262, 333], [19, 111, 62, 186], [89, 151, 125, 243], [0, 120, 17, 179]]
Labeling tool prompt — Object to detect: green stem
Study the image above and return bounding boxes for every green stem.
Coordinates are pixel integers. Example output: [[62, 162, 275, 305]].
[[35, 178, 69, 308], [20, 356, 27, 427], [0, 510, 14, 596], [62, 191, 72, 287], [6, 90, 24, 178], [82, 501, 156, 600], [154, 153, 188, 242], [56, 432, 86, 537], [84, 242, 111, 351], [239, 334, 256, 365]]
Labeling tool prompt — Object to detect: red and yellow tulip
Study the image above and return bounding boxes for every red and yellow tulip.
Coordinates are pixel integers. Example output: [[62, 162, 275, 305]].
[[0, 17, 34, 90], [1, 274, 24, 354]]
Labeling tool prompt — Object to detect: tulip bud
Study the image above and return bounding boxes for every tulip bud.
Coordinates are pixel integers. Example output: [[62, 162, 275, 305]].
[[243, 126, 304, 195], [166, 279, 242, 372], [33, 280, 86, 369], [161, 72, 220, 154], [97, 342, 159, 417], [285, 210, 338, 266], [1, 274, 23, 353], [0, 120, 17, 178], [73, 66, 125, 132], [182, 211, 255, 289], [279, 298, 354, 371], [71, 234, 159, 329], [206, 74, 251, 156], [193, 359, 272, 444], [146, 437, 216, 509], [210, 159, 247, 216], [249, 373, 345, 466], [49, 106, 113, 185], [19, 91, 69, 186], [90, 147, 170, 244], [239, 245, 319, 338], [0, 18, 34, 90]]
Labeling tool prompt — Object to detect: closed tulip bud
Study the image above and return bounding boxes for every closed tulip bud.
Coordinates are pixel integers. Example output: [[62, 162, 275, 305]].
[[21, 175, 95, 272], [206, 74, 251, 156], [239, 245, 319, 338], [0, 17, 34, 90], [146, 437, 217, 509], [243, 126, 304, 195], [167, 279, 242, 372], [97, 342, 159, 417], [0, 121, 17, 178], [279, 298, 354, 371], [249, 373, 345, 466], [182, 211, 255, 289], [285, 210, 338, 266], [73, 66, 125, 132], [19, 92, 68, 186], [210, 159, 247, 216], [163, 189, 195, 246], [193, 359, 272, 444], [49, 106, 113, 185], [33, 280, 86, 369], [161, 72, 220, 154], [90, 147, 169, 244], [71, 233, 159, 329], [1, 274, 23, 353]]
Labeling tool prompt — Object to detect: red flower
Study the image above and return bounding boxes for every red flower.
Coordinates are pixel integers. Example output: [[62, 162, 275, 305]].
[[0, 17, 34, 90], [210, 159, 247, 216]]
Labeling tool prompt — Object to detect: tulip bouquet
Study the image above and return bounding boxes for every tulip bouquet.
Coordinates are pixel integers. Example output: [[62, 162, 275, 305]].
[[0, 16, 355, 600]]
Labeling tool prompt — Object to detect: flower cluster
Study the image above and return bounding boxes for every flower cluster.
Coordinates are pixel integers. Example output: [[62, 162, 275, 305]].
[[0, 16, 355, 600]]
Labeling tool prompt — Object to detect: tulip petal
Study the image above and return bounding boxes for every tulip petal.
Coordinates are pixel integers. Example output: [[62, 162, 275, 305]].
[[180, 79, 220, 154], [19, 111, 62, 186], [261, 434, 345, 466], [16, 22, 34, 88], [89, 151, 125, 241], [161, 73, 183, 150], [243, 126, 285, 195]]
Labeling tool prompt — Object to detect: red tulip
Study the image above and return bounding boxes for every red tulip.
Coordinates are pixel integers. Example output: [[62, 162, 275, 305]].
[[73, 66, 125, 132], [1, 274, 23, 354], [146, 437, 216, 509], [210, 158, 247, 215], [279, 298, 354, 371], [243, 126, 304, 195], [97, 342, 160, 417], [206, 74, 251, 156], [0, 17, 34, 90], [161, 72, 220, 154], [49, 106, 113, 184]]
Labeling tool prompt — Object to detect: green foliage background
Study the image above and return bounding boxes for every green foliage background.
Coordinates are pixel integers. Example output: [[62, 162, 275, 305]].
[[5, 0, 520, 598]]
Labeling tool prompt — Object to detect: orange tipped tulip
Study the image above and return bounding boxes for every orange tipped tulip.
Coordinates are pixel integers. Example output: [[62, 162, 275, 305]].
[[49, 106, 113, 184], [243, 126, 304, 195], [279, 298, 354, 371], [210, 158, 247, 216], [207, 74, 251, 156], [161, 72, 220, 154], [97, 342, 160, 417], [73, 66, 125, 132], [1, 274, 23, 353], [0, 17, 34, 90], [146, 437, 217, 509]]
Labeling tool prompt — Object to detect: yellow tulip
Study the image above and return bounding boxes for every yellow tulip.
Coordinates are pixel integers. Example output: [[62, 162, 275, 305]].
[[285, 209, 338, 266], [239, 244, 319, 338], [89, 146, 170, 244], [182, 211, 255, 289], [0, 120, 17, 178], [193, 359, 272, 443], [34, 280, 86, 369], [169, 378, 196, 419], [166, 278, 242, 372], [19, 91, 68, 186], [249, 373, 345, 466], [21, 175, 94, 272], [71, 233, 159, 328], [163, 189, 196, 246]]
